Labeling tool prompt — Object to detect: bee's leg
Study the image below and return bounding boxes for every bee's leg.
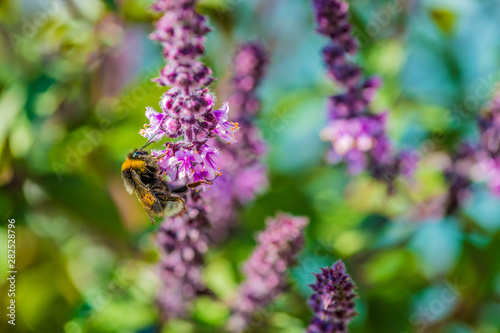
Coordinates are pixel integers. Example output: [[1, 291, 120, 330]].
[[152, 152, 169, 161], [164, 196, 186, 216], [170, 185, 188, 194], [170, 181, 213, 194], [187, 180, 213, 189]]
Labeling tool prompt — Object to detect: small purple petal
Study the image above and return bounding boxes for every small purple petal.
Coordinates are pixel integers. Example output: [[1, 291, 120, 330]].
[[200, 145, 220, 177], [140, 107, 167, 140], [168, 149, 202, 180], [212, 103, 240, 143]]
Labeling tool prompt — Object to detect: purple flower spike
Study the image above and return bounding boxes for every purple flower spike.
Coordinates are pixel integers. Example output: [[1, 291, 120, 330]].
[[312, 0, 415, 189], [422, 91, 500, 217], [313, 0, 360, 88], [307, 260, 358, 333], [479, 95, 500, 156], [228, 213, 309, 332], [146, 0, 236, 319], [231, 43, 269, 116], [141, 0, 236, 182]]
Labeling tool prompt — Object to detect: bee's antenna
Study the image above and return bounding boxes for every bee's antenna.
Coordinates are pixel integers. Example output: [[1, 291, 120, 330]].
[[140, 133, 158, 150]]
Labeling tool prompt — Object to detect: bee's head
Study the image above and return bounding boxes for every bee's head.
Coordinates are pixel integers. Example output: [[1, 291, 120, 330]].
[[127, 135, 158, 160], [128, 149, 149, 160]]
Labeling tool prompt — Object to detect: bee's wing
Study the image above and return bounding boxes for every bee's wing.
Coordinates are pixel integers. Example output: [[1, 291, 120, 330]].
[[144, 209, 157, 225], [122, 178, 135, 194], [131, 170, 164, 224]]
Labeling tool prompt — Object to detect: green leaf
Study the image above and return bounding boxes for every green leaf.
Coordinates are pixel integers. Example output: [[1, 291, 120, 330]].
[[34, 174, 127, 237], [430, 8, 458, 36]]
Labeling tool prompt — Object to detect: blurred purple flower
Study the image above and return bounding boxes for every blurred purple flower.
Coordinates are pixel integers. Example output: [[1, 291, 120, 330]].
[[312, 0, 414, 189], [368, 150, 417, 193], [474, 155, 500, 195], [441, 144, 477, 215], [320, 113, 390, 172], [313, 0, 357, 54], [405, 144, 477, 220], [204, 42, 270, 242], [476, 93, 500, 195], [156, 203, 211, 318], [234, 164, 268, 203], [307, 260, 358, 333], [228, 213, 309, 332], [479, 96, 500, 155], [230, 43, 269, 117], [326, 78, 382, 120], [439, 92, 500, 214]]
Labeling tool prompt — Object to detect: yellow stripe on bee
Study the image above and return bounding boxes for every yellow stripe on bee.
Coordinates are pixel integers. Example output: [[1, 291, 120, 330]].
[[140, 192, 155, 206], [121, 159, 146, 172]]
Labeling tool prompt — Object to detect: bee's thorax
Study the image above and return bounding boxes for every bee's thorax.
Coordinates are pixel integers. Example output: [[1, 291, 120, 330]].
[[121, 159, 147, 172]]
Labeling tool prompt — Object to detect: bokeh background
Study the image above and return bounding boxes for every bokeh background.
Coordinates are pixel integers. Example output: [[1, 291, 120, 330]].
[[2, 0, 500, 332]]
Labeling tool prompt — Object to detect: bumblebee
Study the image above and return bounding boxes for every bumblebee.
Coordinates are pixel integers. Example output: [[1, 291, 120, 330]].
[[121, 140, 210, 224]]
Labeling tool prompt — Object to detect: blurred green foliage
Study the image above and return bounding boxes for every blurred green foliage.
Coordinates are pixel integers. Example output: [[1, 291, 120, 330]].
[[1, 0, 500, 332]]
